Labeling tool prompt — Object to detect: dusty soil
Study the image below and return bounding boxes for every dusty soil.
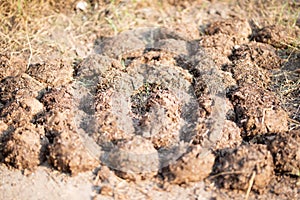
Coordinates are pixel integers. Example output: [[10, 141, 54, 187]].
[[0, 0, 300, 199]]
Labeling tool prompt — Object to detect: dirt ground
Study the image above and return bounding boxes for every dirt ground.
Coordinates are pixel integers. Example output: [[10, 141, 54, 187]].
[[0, 0, 300, 199]]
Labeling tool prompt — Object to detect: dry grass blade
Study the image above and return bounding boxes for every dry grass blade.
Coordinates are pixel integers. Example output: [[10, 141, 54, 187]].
[[25, 21, 32, 69], [245, 171, 256, 200], [208, 171, 248, 179]]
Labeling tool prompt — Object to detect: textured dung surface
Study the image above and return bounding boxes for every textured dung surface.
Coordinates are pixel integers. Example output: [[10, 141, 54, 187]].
[[3, 124, 46, 171], [0, 2, 299, 199], [167, 146, 215, 184], [269, 130, 300, 175], [231, 84, 288, 136], [213, 144, 274, 192], [73, 26, 227, 178], [48, 131, 99, 175]]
